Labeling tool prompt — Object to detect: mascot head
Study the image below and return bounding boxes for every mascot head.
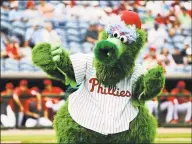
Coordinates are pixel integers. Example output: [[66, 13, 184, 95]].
[[94, 10, 146, 86]]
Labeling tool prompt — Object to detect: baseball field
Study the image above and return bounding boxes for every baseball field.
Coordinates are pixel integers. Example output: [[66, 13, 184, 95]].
[[1, 128, 191, 143]]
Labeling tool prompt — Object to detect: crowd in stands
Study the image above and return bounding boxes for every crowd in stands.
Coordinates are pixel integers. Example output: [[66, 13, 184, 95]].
[[0, 0, 191, 73], [1, 79, 66, 127]]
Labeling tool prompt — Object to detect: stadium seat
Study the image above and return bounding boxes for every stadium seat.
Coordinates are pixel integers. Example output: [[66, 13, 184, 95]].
[[1, 15, 9, 22], [65, 21, 79, 29], [79, 22, 89, 29], [4, 59, 20, 71], [1, 21, 12, 32], [12, 28, 25, 37], [67, 28, 80, 36], [67, 35, 82, 43], [1, 58, 6, 72], [12, 21, 26, 29], [19, 59, 35, 71]]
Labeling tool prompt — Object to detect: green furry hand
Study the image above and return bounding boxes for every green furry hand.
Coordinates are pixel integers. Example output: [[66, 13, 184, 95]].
[[142, 66, 165, 100], [132, 65, 165, 106], [32, 43, 76, 86], [32, 43, 57, 71], [51, 44, 63, 63]]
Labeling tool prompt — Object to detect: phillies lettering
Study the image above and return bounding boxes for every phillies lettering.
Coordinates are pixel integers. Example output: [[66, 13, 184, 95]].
[[89, 78, 131, 97]]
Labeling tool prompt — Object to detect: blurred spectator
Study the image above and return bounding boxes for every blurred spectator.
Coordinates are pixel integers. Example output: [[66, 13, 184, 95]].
[[1, 1, 10, 12], [158, 48, 176, 67], [37, 0, 54, 19], [73, 1, 91, 21], [183, 48, 192, 65], [41, 22, 61, 45], [89, 1, 107, 21], [24, 87, 52, 127], [1, 36, 23, 60], [146, 88, 175, 123], [155, 13, 167, 25], [1, 83, 16, 127], [177, 7, 191, 28], [146, 1, 163, 17], [172, 48, 184, 64], [23, 0, 41, 22], [8, 1, 22, 22], [0, 0, 191, 75], [142, 10, 155, 27], [147, 23, 168, 49], [181, 43, 190, 58], [24, 21, 45, 48], [84, 23, 99, 44], [53, 1, 71, 20], [13, 80, 41, 126], [143, 47, 160, 70], [112, 1, 127, 15], [0, 32, 9, 51], [42, 79, 64, 119], [20, 46, 32, 61], [170, 81, 192, 124]]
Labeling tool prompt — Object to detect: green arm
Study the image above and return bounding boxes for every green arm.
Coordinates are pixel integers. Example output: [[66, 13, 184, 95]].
[[32, 43, 76, 86], [132, 66, 165, 106]]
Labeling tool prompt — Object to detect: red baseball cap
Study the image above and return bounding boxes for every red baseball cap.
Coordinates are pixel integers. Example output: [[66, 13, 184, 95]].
[[31, 86, 39, 92], [120, 10, 142, 29], [6, 83, 14, 89], [20, 80, 28, 86], [149, 47, 157, 51], [43, 79, 52, 85], [177, 81, 186, 88], [26, 0, 35, 8]]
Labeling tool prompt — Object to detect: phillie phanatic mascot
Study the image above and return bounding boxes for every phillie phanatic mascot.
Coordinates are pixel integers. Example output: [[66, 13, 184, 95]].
[[32, 10, 165, 143]]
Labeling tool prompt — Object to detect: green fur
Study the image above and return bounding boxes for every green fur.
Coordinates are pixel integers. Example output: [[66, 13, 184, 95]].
[[32, 43, 76, 83], [132, 66, 165, 106], [94, 40, 120, 66], [54, 101, 157, 144], [32, 26, 164, 143], [98, 30, 108, 41], [94, 29, 146, 86]]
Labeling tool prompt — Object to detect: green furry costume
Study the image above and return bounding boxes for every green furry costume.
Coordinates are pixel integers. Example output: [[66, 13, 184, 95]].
[[32, 11, 165, 143]]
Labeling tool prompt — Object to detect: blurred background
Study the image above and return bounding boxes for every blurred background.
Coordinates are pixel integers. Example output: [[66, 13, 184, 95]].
[[0, 0, 191, 143]]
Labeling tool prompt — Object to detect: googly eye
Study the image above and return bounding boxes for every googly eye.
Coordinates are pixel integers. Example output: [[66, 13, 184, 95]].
[[113, 31, 120, 38], [120, 35, 128, 43]]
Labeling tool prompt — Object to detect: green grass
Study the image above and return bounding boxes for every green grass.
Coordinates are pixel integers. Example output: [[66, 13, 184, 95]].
[[1, 132, 191, 143]]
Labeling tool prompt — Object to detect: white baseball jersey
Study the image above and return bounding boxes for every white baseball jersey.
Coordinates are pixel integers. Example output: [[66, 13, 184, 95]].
[[68, 53, 145, 135]]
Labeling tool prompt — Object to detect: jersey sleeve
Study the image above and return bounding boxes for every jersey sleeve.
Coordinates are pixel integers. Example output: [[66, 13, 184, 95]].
[[131, 64, 147, 83], [70, 53, 88, 84]]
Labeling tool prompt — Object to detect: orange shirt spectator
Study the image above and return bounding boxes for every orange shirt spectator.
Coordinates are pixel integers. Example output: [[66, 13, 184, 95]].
[[169, 81, 191, 104], [155, 14, 167, 24], [1, 83, 15, 111], [37, 0, 54, 18], [3, 37, 23, 60], [143, 47, 161, 70], [13, 80, 34, 112], [41, 79, 64, 119], [22, 87, 42, 118], [42, 79, 64, 103]]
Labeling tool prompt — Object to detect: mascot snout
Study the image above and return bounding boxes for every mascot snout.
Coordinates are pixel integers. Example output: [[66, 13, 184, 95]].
[[94, 38, 126, 65]]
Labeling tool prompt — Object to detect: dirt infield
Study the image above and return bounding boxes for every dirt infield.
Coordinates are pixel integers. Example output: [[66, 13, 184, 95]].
[[1, 127, 191, 135]]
